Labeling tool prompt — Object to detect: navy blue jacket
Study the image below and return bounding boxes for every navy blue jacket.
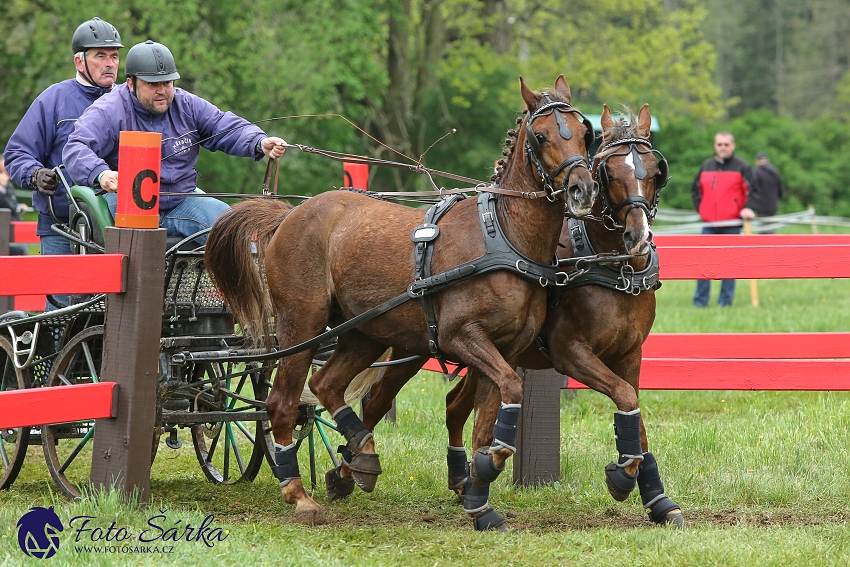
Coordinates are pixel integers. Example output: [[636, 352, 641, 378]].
[[3, 79, 112, 235], [63, 84, 267, 212]]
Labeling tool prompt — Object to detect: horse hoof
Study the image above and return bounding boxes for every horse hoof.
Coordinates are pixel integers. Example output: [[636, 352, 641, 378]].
[[659, 509, 685, 529], [604, 461, 637, 502], [349, 452, 382, 492], [352, 470, 379, 493], [325, 466, 355, 500], [472, 508, 509, 532], [294, 506, 326, 526]]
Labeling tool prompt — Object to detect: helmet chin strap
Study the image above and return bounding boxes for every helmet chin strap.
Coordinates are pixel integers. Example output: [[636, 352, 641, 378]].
[[78, 50, 111, 89]]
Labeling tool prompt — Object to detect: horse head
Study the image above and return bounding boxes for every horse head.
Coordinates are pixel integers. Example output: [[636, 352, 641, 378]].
[[496, 75, 596, 216], [593, 104, 668, 255]]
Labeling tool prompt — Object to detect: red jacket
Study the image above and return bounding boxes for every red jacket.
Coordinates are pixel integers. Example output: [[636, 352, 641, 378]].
[[691, 155, 756, 222]]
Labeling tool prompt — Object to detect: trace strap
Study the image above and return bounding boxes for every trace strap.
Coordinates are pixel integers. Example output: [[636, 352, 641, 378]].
[[173, 191, 570, 367]]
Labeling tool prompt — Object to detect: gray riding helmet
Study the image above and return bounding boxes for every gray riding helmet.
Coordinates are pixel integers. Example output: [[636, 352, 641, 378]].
[[71, 17, 123, 53], [125, 40, 181, 82]]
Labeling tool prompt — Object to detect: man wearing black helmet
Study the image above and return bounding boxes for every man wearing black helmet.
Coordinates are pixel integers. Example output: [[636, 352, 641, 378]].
[[3, 17, 123, 258], [64, 40, 286, 243]]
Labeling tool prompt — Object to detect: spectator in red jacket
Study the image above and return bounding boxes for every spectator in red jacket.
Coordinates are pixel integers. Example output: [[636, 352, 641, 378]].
[[690, 131, 758, 307]]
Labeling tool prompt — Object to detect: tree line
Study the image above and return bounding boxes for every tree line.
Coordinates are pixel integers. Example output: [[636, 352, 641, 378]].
[[2, 0, 849, 216]]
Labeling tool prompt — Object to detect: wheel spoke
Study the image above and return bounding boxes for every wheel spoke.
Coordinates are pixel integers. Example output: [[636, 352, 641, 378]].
[[81, 342, 99, 382], [57, 426, 94, 475], [1, 442, 10, 469]]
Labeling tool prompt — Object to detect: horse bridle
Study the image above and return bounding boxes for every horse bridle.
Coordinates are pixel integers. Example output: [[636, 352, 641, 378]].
[[524, 95, 595, 202], [592, 137, 669, 229]]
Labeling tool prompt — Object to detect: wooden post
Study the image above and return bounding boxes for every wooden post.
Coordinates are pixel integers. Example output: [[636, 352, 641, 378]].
[[90, 227, 166, 503], [513, 368, 561, 486], [743, 219, 759, 307], [0, 209, 12, 313]]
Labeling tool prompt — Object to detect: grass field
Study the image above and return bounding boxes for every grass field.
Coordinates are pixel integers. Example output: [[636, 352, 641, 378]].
[[2, 259, 850, 565]]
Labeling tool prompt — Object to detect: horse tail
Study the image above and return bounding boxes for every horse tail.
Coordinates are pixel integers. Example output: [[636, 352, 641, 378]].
[[205, 198, 294, 348]]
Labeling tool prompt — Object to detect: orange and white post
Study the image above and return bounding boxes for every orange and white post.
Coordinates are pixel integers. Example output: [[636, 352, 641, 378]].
[[115, 131, 162, 229]]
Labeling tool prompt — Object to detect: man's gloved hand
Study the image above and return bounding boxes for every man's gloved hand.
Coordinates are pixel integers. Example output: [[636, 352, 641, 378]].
[[31, 168, 58, 196]]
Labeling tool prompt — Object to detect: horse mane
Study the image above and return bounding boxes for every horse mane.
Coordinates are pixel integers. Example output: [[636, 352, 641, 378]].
[[492, 84, 572, 184], [594, 106, 643, 162]]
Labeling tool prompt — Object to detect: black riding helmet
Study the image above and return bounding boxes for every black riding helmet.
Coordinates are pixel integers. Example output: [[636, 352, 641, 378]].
[[125, 40, 181, 82], [71, 17, 123, 88]]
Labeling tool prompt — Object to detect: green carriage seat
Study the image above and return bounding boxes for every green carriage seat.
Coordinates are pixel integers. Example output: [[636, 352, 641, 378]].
[[68, 185, 114, 253]]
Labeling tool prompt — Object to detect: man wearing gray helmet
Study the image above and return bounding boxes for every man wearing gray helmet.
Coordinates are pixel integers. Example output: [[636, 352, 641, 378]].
[[3, 17, 123, 258], [64, 40, 287, 243]]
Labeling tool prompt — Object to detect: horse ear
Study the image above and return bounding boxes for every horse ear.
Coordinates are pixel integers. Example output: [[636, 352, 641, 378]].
[[520, 76, 538, 110], [601, 104, 615, 132], [553, 74, 572, 103], [636, 103, 652, 139]]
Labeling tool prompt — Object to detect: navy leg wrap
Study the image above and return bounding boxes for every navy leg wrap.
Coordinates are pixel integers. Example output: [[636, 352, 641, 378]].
[[333, 405, 372, 452], [271, 443, 301, 486], [471, 447, 505, 484], [447, 446, 469, 490], [638, 452, 681, 524], [490, 403, 520, 453], [463, 482, 490, 514], [613, 410, 644, 466]]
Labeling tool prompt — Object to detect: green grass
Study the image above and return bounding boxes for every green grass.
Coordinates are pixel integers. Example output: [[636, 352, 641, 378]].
[[3, 275, 850, 565]]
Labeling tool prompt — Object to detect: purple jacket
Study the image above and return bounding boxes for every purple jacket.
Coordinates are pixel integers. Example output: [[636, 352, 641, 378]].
[[3, 79, 112, 235], [63, 83, 267, 211]]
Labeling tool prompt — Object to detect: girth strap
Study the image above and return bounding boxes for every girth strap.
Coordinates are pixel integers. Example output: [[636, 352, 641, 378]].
[[412, 195, 468, 362]]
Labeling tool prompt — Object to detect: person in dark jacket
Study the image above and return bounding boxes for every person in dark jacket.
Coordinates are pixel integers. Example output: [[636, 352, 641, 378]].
[[751, 152, 783, 219], [690, 131, 758, 307], [63, 40, 287, 243], [3, 17, 123, 258], [0, 156, 29, 255]]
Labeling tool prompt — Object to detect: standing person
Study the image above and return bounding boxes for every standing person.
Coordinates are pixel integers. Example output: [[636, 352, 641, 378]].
[[691, 131, 758, 307], [751, 152, 783, 232], [3, 17, 123, 258], [0, 156, 29, 255], [63, 40, 287, 242]]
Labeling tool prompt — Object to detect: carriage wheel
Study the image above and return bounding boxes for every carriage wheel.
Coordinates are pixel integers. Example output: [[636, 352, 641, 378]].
[[1, 335, 32, 490], [41, 326, 104, 499], [188, 361, 274, 484]]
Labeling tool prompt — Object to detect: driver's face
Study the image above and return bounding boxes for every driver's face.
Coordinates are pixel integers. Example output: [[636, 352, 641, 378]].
[[75, 48, 120, 88], [128, 77, 174, 115]]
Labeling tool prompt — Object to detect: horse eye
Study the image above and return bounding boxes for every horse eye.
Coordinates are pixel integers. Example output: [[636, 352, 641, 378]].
[[535, 133, 546, 144]]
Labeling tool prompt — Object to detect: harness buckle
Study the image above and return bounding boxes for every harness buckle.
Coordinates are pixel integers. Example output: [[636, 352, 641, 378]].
[[555, 271, 570, 286], [515, 259, 529, 274]]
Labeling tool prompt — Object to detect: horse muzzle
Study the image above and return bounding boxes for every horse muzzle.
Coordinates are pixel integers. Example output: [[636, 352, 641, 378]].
[[564, 178, 598, 218]]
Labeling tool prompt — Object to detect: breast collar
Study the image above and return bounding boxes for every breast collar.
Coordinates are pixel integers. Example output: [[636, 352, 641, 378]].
[[565, 217, 660, 296]]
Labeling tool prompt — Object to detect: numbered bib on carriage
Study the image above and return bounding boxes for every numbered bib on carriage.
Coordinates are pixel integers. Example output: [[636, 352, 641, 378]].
[[115, 131, 161, 229]]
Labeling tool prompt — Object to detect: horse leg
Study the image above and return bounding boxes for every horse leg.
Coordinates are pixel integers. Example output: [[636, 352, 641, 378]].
[[463, 375, 511, 531], [445, 371, 478, 498], [553, 345, 644, 501], [308, 331, 388, 494], [266, 347, 325, 525], [327, 355, 423, 500], [611, 360, 685, 528]]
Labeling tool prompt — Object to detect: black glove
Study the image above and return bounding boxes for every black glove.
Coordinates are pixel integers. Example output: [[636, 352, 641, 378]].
[[31, 167, 58, 196]]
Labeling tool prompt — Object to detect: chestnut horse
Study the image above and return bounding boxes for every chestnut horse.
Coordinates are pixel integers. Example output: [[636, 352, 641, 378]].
[[205, 76, 597, 528], [360, 104, 683, 527]]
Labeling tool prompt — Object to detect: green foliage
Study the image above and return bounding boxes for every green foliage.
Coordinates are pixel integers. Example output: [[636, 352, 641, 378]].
[[656, 109, 850, 217]]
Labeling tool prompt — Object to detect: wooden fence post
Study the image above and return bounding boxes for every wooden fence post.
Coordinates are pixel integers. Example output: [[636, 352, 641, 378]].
[[89, 227, 166, 503], [513, 368, 561, 486], [0, 209, 12, 313]]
